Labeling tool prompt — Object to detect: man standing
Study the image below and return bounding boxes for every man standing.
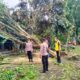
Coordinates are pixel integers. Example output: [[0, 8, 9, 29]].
[[40, 38, 49, 73], [54, 37, 61, 63], [25, 38, 33, 62]]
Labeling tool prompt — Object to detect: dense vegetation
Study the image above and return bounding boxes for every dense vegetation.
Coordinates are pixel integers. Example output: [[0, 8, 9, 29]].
[[0, 0, 80, 80], [0, 0, 80, 45], [0, 0, 79, 46]]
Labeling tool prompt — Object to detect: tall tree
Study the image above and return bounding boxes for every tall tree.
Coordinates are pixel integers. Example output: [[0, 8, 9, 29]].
[[65, 0, 80, 37]]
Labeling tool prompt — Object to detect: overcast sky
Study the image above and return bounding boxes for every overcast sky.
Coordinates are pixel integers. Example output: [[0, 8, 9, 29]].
[[3, 0, 19, 8]]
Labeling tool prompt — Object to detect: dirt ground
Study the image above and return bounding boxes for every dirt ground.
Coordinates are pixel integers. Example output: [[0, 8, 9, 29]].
[[0, 48, 80, 80]]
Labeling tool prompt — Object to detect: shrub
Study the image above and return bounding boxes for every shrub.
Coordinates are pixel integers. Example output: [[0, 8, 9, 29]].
[[0, 65, 38, 80]]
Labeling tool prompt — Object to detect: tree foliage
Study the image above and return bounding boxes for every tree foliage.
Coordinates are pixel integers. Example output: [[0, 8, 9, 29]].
[[0, 0, 80, 47], [0, 1, 40, 45], [64, 0, 80, 36]]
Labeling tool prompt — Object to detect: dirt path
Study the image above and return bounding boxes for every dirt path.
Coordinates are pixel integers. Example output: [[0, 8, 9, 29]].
[[1, 52, 53, 65]]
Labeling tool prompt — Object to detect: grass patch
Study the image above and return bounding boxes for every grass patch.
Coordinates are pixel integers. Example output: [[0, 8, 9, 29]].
[[0, 65, 38, 80], [59, 62, 80, 80], [70, 46, 80, 55]]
